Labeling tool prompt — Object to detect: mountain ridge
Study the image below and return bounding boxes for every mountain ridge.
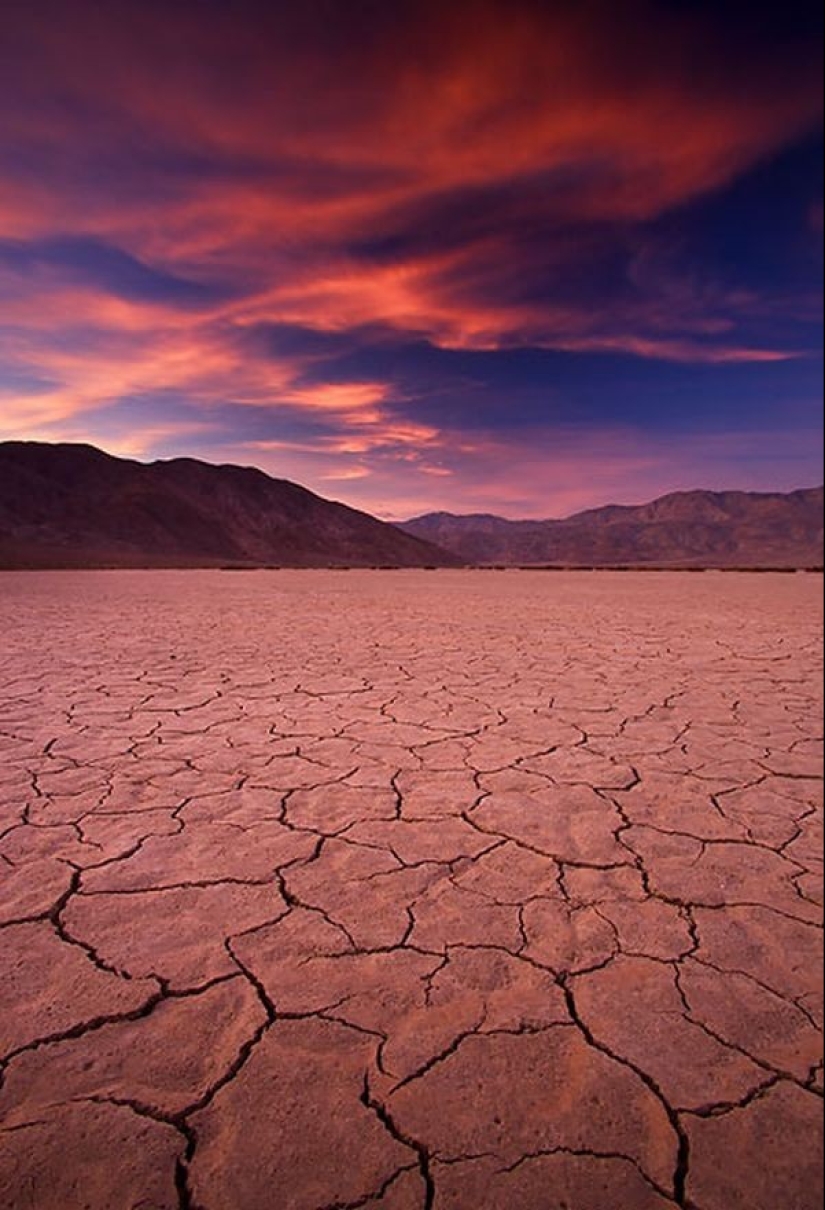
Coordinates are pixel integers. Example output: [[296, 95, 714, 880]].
[[402, 486, 824, 568], [1, 442, 821, 570], [0, 442, 461, 569]]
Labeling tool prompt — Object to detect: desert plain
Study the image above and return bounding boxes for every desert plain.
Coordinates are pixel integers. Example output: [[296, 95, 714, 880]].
[[0, 568, 822, 1210]]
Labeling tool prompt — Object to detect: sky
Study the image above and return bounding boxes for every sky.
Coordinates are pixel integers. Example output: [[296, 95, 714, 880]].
[[0, 0, 822, 519]]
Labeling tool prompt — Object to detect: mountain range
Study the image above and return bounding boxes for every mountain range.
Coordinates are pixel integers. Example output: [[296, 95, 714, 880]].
[[0, 442, 821, 569], [402, 488, 824, 568], [0, 442, 458, 569]]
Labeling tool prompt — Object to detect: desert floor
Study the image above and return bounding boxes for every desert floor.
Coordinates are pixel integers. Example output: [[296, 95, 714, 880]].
[[0, 569, 822, 1210]]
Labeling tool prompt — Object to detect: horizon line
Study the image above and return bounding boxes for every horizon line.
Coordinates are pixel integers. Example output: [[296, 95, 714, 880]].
[[2, 436, 823, 527]]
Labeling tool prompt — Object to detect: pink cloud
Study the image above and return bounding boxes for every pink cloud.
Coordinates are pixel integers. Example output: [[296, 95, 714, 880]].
[[2, 1, 820, 363], [0, 0, 820, 509]]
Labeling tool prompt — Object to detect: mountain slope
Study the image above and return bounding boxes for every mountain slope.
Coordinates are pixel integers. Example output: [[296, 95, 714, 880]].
[[0, 443, 461, 569], [402, 488, 824, 567]]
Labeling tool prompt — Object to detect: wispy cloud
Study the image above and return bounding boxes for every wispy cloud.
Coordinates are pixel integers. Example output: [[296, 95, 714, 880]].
[[0, 0, 821, 511]]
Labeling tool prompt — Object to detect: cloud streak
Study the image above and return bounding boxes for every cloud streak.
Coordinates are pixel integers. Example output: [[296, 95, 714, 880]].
[[0, 0, 821, 511]]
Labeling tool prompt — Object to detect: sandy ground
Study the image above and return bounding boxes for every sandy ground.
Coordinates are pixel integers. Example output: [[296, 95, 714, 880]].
[[0, 569, 822, 1210]]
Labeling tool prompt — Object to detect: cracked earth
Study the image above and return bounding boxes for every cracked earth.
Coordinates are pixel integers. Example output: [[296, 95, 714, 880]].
[[0, 569, 822, 1210]]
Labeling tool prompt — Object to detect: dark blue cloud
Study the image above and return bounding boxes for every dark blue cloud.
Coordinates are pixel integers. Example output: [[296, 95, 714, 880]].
[[0, 0, 821, 511], [644, 137, 823, 295], [0, 367, 59, 396], [0, 236, 234, 307]]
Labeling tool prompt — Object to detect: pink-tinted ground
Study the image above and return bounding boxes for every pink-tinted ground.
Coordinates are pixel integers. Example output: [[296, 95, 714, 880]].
[[0, 569, 822, 1210]]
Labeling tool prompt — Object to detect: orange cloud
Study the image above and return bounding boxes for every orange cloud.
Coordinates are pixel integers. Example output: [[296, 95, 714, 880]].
[[13, 3, 818, 215], [0, 0, 820, 474], [3, 2, 819, 259]]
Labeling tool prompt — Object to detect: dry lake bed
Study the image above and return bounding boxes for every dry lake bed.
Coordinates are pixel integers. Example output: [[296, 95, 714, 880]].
[[0, 569, 822, 1210]]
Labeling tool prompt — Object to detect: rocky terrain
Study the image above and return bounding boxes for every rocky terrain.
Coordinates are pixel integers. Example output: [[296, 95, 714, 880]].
[[0, 442, 459, 569], [0, 568, 821, 1209], [403, 487, 825, 567]]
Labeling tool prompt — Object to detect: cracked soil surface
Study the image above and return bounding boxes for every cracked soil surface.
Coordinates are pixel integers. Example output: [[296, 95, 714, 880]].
[[0, 569, 822, 1210]]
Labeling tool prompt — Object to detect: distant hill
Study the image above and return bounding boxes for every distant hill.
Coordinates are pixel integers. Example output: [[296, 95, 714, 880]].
[[0, 443, 461, 569], [402, 488, 824, 568]]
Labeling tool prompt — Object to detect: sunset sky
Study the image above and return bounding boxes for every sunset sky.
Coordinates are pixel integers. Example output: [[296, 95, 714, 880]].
[[0, 0, 822, 518]]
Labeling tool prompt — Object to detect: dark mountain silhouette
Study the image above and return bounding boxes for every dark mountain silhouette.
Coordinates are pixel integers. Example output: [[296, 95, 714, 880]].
[[0, 442, 461, 569], [402, 488, 824, 568]]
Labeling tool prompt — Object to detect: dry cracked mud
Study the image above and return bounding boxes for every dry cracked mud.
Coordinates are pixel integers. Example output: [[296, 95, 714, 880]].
[[0, 569, 822, 1210]]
